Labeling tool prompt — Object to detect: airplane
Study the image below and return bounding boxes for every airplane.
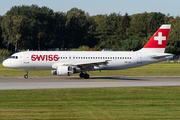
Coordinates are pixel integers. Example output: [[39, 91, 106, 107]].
[[2, 24, 173, 79]]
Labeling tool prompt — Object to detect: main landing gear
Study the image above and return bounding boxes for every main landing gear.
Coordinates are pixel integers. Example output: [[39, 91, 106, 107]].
[[79, 72, 89, 79], [24, 70, 28, 79]]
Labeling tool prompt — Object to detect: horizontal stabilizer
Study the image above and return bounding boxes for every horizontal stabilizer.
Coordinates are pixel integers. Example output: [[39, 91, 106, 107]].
[[151, 54, 173, 60]]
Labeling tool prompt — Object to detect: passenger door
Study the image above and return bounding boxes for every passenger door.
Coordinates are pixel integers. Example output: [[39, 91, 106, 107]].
[[137, 53, 142, 64], [24, 53, 29, 63]]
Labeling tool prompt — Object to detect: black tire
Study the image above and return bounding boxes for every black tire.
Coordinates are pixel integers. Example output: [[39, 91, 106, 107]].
[[84, 74, 89, 79], [24, 75, 28, 79], [79, 73, 85, 78]]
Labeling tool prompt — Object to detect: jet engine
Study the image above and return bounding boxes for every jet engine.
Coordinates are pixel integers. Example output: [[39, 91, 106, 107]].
[[51, 66, 74, 76]]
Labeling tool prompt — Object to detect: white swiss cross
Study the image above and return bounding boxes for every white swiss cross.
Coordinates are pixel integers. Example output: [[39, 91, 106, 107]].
[[154, 32, 166, 45]]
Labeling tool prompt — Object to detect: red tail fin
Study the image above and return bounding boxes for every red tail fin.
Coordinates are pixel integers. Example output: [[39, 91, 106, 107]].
[[143, 24, 171, 48], [140, 24, 171, 53]]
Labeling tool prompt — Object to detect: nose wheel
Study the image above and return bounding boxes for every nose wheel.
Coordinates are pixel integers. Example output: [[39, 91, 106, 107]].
[[79, 72, 89, 79], [24, 70, 28, 79]]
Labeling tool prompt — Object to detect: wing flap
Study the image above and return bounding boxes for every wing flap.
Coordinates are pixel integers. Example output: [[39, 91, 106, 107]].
[[74, 60, 110, 70], [74, 60, 109, 66]]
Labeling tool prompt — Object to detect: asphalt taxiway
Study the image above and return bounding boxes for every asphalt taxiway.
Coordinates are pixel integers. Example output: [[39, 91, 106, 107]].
[[0, 76, 180, 90]]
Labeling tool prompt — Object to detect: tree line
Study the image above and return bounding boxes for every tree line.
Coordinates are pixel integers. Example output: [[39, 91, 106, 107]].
[[0, 4, 180, 54]]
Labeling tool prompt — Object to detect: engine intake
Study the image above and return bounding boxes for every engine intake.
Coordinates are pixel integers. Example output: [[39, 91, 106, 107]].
[[51, 66, 74, 76]]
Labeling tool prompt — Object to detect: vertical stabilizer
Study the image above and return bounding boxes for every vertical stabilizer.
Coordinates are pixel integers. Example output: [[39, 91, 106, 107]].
[[140, 24, 171, 53]]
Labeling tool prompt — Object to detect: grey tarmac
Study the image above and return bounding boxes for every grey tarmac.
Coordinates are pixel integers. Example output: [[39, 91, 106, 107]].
[[0, 76, 180, 90]]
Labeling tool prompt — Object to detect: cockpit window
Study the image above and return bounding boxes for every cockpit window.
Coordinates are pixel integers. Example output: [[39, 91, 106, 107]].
[[10, 56, 18, 59]]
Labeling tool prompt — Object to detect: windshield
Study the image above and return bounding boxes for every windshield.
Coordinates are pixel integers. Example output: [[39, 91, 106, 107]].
[[10, 56, 18, 59]]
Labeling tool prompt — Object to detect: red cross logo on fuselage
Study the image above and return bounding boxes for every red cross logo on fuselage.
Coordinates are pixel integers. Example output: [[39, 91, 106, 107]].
[[154, 32, 166, 45]]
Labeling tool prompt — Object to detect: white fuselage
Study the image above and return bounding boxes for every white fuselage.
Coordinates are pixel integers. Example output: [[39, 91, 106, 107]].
[[2, 50, 170, 71]]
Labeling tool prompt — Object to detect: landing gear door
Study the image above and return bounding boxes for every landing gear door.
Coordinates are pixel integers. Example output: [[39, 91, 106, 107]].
[[137, 53, 142, 64], [24, 53, 29, 63]]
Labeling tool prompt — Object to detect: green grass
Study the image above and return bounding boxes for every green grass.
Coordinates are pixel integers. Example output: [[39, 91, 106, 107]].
[[1, 63, 180, 119], [1, 62, 180, 76], [0, 87, 180, 119]]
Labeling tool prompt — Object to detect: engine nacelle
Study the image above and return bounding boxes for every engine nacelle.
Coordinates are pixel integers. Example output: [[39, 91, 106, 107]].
[[51, 70, 57, 75], [51, 66, 74, 76]]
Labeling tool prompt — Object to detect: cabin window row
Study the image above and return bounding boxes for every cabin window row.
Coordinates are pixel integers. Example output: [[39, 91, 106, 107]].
[[31, 56, 132, 59], [69, 57, 132, 59]]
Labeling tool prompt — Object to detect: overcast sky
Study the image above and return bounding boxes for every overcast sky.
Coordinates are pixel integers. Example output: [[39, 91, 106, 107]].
[[0, 0, 179, 17]]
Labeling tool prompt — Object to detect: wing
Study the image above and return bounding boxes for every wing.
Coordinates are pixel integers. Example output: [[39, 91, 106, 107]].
[[73, 60, 110, 70], [52, 60, 110, 71]]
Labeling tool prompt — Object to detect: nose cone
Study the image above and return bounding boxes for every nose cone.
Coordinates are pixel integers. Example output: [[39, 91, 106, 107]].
[[2, 59, 19, 69], [2, 60, 8, 67], [2, 59, 12, 68]]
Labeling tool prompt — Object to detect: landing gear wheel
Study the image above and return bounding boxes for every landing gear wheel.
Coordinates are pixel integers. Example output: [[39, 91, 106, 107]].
[[79, 72, 85, 78], [84, 74, 89, 79], [24, 70, 28, 79], [24, 75, 28, 79], [79, 72, 89, 79]]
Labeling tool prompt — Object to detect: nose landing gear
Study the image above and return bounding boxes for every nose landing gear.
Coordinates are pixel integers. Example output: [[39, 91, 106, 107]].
[[24, 70, 28, 79]]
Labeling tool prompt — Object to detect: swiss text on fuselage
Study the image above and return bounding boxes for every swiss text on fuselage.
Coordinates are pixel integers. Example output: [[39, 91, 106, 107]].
[[31, 55, 59, 61]]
